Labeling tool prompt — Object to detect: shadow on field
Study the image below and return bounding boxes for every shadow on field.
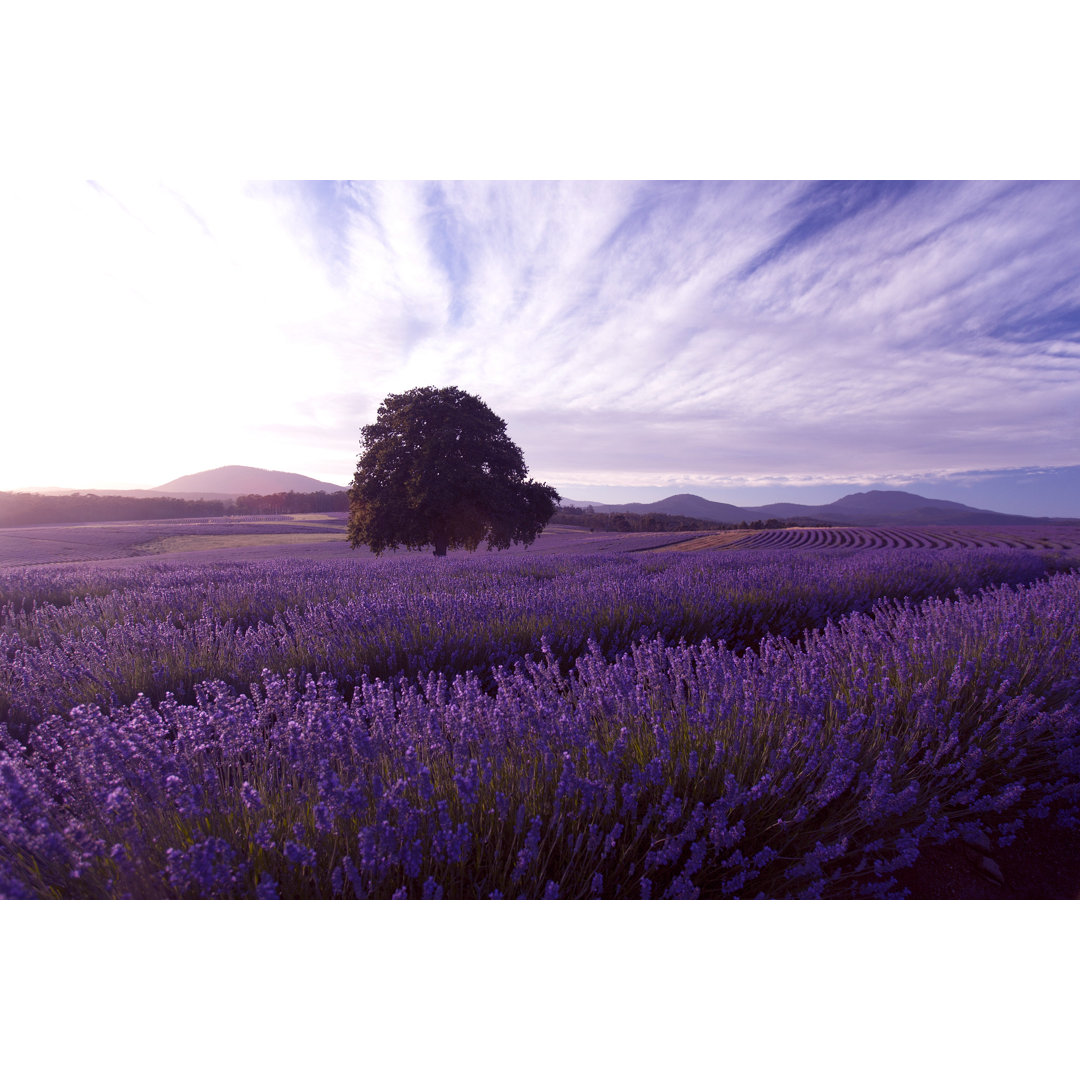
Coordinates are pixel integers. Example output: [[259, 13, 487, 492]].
[[897, 815, 1080, 899]]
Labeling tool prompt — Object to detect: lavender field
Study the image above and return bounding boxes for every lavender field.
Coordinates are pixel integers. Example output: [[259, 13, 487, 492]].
[[671, 523, 1080, 552], [2, 536, 1079, 899], [0, 513, 351, 568]]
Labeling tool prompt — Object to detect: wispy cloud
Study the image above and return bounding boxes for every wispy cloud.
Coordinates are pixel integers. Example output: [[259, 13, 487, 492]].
[[1, 180, 1077, 512]]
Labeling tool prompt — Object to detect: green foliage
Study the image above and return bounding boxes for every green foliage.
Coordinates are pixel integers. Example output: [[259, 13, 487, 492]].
[[0, 491, 228, 527], [552, 506, 732, 533], [233, 490, 348, 514], [347, 386, 559, 556], [550, 507, 811, 533]]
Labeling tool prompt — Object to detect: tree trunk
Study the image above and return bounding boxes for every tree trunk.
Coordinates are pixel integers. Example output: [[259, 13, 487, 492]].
[[433, 534, 448, 557]]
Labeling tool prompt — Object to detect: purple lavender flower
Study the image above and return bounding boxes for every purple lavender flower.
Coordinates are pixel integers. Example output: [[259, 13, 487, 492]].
[[255, 875, 280, 899], [511, 815, 544, 885], [2, 545, 1079, 899], [165, 837, 248, 899], [240, 782, 263, 811], [282, 840, 316, 868]]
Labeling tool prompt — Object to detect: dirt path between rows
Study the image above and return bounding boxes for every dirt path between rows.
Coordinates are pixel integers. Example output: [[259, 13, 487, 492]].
[[896, 813, 1080, 899]]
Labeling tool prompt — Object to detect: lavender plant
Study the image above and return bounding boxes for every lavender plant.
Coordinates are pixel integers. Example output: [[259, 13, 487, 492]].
[[0, 549, 1066, 741], [1, 563, 1078, 899]]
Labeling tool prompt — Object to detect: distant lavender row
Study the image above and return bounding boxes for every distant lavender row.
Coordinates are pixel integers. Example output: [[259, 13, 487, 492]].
[[0, 549, 1067, 738], [724, 524, 1080, 552], [3, 571, 1078, 899]]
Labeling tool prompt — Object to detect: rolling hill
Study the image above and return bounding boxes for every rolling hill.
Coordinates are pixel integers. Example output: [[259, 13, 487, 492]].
[[11, 467, 1074, 527], [8, 466, 349, 505], [569, 489, 1073, 527], [153, 466, 348, 497]]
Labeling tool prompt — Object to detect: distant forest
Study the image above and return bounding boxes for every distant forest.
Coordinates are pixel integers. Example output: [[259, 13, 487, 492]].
[[550, 505, 789, 533], [233, 491, 348, 514], [0, 491, 802, 531], [0, 490, 348, 527]]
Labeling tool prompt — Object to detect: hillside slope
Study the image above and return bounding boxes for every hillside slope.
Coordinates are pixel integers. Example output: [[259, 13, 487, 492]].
[[153, 465, 347, 496], [584, 489, 1067, 526]]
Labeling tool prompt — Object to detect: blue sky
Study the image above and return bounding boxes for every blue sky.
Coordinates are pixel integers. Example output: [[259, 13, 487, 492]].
[[2, 179, 1078, 514]]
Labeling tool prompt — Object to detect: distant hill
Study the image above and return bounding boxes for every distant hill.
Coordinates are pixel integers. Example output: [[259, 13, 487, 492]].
[[901, 464, 1080, 519], [605, 494, 747, 521], [573, 489, 1072, 527], [8, 466, 350, 504], [797, 490, 1031, 525], [153, 466, 348, 497]]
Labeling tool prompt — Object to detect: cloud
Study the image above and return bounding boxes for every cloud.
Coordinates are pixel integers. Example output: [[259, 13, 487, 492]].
[[1, 180, 1077, 502]]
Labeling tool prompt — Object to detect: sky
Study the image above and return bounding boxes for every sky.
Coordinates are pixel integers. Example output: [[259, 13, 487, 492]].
[[2, 179, 1078, 514]]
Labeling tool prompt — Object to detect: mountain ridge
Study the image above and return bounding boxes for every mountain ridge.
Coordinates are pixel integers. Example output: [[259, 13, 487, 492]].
[[7, 466, 348, 503], [153, 465, 348, 496], [9, 467, 1077, 526], [562, 489, 1077, 526]]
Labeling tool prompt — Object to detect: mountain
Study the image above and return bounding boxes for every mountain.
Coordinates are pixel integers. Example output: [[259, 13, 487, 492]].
[[153, 466, 348, 497], [570, 489, 1071, 526], [797, 490, 1023, 525], [580, 493, 747, 521], [901, 465, 1080, 519], [750, 490, 1057, 525], [564, 465, 1080, 518]]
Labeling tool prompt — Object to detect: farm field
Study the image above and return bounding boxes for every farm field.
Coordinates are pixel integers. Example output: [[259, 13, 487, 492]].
[[1, 526, 1079, 899], [0, 513, 351, 568], [0, 516, 692, 568], [662, 523, 1080, 553], [4, 515, 1080, 570]]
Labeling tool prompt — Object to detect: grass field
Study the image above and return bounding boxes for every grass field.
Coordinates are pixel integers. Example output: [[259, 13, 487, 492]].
[[0, 516, 700, 567], [0, 513, 349, 567], [134, 531, 348, 554]]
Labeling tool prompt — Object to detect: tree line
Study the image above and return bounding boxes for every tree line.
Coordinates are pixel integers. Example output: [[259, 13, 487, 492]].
[[0, 491, 229, 527], [0, 489, 348, 527], [234, 490, 348, 514], [549, 505, 791, 533], [2, 488, 798, 534]]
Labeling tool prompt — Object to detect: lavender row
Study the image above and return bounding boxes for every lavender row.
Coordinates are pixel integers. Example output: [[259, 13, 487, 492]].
[[0, 550, 1066, 738], [727, 524, 1080, 552], [2, 571, 1078, 899]]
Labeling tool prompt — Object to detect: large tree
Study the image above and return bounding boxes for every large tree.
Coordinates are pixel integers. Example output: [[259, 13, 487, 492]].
[[347, 386, 560, 557]]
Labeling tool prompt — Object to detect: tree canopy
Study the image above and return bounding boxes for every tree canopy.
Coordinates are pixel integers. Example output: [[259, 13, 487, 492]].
[[347, 386, 560, 557]]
